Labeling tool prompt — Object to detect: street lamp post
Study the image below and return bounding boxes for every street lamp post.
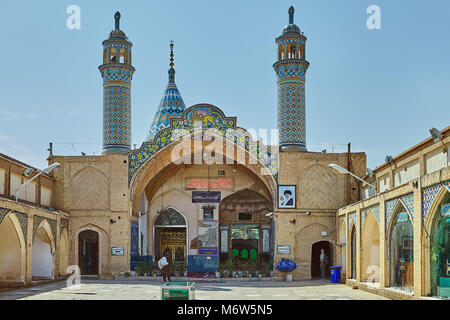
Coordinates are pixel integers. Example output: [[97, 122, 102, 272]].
[[15, 163, 61, 203], [328, 164, 376, 191]]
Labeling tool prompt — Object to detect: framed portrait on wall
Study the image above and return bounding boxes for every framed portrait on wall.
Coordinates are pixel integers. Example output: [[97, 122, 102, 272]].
[[278, 185, 296, 209]]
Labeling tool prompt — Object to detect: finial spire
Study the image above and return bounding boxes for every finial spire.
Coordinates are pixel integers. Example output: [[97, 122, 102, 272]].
[[168, 40, 175, 83], [114, 11, 121, 30], [169, 40, 174, 68], [288, 6, 294, 24]]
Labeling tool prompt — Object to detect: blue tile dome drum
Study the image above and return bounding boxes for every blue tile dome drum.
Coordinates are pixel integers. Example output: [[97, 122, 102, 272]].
[[274, 6, 309, 152]]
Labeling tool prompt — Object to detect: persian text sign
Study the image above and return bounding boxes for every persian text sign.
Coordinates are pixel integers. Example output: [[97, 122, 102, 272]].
[[199, 247, 218, 255], [185, 177, 233, 190], [192, 191, 221, 203]]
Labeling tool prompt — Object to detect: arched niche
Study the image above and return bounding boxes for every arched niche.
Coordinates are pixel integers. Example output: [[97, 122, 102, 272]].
[[0, 213, 26, 282]]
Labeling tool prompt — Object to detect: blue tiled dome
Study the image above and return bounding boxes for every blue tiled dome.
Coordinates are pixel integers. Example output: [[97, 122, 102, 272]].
[[283, 23, 300, 35], [146, 43, 186, 141]]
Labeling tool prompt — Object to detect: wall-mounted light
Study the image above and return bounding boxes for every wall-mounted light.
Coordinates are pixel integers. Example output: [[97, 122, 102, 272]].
[[110, 219, 116, 224], [306, 211, 311, 216], [290, 219, 296, 224]]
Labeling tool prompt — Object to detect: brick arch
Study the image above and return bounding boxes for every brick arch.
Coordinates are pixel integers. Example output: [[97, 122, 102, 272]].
[[129, 131, 277, 214], [295, 222, 334, 276], [0, 212, 26, 281], [74, 224, 110, 275], [71, 166, 110, 210], [297, 164, 343, 209], [424, 185, 450, 232]]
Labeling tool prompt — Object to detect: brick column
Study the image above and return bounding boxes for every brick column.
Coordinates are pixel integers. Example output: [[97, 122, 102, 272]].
[[25, 213, 33, 284], [413, 179, 423, 296], [356, 207, 361, 282], [379, 199, 386, 288]]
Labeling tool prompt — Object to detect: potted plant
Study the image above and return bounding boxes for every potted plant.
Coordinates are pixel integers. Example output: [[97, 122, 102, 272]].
[[178, 263, 185, 278], [219, 262, 227, 278], [276, 258, 296, 281], [225, 259, 233, 278], [242, 261, 249, 277], [170, 263, 177, 277]]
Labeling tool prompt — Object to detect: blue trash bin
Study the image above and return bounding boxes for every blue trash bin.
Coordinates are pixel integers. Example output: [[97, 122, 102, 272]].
[[330, 266, 341, 283]]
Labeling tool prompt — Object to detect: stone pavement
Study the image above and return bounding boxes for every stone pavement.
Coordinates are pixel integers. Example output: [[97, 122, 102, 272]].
[[0, 279, 389, 300]]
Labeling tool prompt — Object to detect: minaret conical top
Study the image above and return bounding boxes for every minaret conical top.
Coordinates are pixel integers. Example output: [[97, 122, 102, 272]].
[[114, 11, 121, 30], [288, 6, 294, 24]]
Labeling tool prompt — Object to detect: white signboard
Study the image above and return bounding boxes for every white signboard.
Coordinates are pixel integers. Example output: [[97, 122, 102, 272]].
[[277, 245, 291, 255], [111, 247, 124, 256]]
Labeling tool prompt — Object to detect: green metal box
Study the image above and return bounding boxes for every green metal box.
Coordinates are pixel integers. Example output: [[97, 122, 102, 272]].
[[161, 282, 195, 300]]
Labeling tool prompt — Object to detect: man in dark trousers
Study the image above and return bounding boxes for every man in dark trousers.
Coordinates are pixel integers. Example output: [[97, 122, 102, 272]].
[[162, 252, 172, 283]]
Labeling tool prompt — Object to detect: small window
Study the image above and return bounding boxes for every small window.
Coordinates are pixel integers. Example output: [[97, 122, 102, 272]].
[[238, 212, 252, 221], [279, 44, 285, 60], [110, 48, 117, 63], [288, 43, 296, 59], [120, 48, 126, 64]]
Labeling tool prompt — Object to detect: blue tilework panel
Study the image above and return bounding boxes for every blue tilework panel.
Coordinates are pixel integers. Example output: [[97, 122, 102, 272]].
[[361, 204, 380, 230], [129, 104, 278, 181], [276, 80, 306, 147], [422, 180, 450, 223], [385, 193, 414, 229], [103, 85, 131, 150]]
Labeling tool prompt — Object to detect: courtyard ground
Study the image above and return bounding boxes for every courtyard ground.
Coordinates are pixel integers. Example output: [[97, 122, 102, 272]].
[[0, 279, 388, 300]]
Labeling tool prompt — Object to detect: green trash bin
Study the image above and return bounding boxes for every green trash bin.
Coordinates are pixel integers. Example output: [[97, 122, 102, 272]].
[[161, 282, 195, 300]]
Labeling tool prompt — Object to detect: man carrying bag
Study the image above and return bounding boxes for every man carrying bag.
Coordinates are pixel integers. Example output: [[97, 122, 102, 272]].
[[158, 252, 172, 283]]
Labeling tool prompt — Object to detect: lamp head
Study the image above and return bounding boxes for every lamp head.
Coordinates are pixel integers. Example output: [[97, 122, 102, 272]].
[[328, 164, 349, 175], [42, 162, 60, 174]]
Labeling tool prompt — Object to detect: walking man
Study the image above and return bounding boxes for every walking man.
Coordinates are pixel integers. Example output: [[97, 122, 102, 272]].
[[159, 252, 173, 283], [320, 249, 328, 279]]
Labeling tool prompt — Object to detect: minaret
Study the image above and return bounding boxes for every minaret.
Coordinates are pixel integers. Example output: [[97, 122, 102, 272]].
[[146, 41, 186, 141], [274, 6, 309, 152], [99, 12, 135, 154]]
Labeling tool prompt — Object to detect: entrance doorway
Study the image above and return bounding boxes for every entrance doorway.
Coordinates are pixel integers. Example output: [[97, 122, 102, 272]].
[[154, 207, 187, 263], [156, 227, 187, 262], [78, 230, 99, 275], [311, 241, 332, 279]]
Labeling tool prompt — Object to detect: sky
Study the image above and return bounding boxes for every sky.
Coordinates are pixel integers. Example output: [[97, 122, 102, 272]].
[[0, 0, 449, 170]]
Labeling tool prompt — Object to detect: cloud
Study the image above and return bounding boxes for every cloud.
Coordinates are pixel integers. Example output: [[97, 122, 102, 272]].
[[0, 134, 12, 142], [0, 110, 19, 121]]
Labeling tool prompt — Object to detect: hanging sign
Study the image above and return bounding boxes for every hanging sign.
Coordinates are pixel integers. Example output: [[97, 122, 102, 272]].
[[192, 191, 221, 203], [199, 247, 218, 255]]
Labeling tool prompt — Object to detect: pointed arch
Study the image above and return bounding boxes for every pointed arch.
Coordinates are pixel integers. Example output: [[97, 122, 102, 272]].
[[0, 212, 26, 282], [338, 217, 347, 274], [70, 166, 110, 210], [425, 185, 450, 232], [75, 224, 109, 275], [59, 228, 69, 276], [361, 212, 380, 282], [350, 224, 357, 280], [32, 219, 55, 279]]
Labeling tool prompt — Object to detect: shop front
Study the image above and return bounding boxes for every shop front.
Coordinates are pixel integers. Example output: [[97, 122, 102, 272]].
[[430, 192, 450, 298]]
